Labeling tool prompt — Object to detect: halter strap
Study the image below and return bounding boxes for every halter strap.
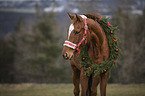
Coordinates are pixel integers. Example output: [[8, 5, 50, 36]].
[[63, 16, 88, 54], [63, 40, 77, 50]]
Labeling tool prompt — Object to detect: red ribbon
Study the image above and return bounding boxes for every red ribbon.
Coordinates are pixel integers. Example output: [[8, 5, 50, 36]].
[[104, 70, 106, 72], [89, 67, 91, 72], [112, 60, 116, 62], [113, 39, 117, 42], [108, 22, 111, 27]]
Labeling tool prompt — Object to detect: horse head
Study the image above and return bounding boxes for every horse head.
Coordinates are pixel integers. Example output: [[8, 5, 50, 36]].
[[62, 13, 89, 60]]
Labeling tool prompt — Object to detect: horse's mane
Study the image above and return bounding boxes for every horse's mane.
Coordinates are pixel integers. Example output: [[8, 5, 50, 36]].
[[84, 13, 102, 21], [84, 13, 104, 46], [83, 13, 109, 63]]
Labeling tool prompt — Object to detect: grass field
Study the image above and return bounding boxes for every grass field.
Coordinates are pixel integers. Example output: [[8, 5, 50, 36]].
[[0, 84, 145, 96]]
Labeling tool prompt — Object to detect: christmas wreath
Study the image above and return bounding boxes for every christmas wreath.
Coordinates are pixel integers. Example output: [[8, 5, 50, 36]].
[[78, 16, 121, 76]]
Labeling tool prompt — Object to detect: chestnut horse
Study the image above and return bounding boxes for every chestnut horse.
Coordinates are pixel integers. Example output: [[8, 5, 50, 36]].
[[62, 13, 110, 96]]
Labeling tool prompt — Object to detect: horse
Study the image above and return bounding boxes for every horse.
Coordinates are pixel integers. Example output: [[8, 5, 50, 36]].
[[62, 13, 110, 96]]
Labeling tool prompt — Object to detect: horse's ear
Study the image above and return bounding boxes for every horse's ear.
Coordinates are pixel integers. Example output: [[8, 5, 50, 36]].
[[75, 13, 82, 22], [67, 12, 74, 20]]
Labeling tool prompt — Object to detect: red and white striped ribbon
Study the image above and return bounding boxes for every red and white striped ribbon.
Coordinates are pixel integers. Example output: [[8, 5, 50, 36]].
[[63, 40, 77, 49]]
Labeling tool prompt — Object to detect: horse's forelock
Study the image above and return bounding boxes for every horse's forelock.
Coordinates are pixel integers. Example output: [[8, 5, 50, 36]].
[[80, 15, 87, 19]]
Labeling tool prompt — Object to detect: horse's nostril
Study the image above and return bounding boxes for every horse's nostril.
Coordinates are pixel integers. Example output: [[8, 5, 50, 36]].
[[69, 55, 73, 60], [65, 53, 68, 59]]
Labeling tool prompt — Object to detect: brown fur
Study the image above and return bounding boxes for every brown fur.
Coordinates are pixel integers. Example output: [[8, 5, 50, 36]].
[[62, 13, 110, 96]]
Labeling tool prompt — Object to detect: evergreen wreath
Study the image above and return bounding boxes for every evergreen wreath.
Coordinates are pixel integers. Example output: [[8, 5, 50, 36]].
[[78, 16, 121, 77]]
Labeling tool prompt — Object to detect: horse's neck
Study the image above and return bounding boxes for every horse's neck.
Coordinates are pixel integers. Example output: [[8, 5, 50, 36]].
[[87, 19, 106, 45], [87, 19, 109, 64], [87, 31, 102, 64]]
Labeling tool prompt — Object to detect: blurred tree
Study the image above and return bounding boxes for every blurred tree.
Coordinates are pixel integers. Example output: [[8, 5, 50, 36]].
[[111, 5, 145, 83], [0, 39, 15, 83], [11, 3, 65, 83], [132, 8, 145, 83]]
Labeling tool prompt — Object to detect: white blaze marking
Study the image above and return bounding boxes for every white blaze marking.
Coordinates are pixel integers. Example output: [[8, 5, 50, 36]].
[[68, 24, 74, 39]]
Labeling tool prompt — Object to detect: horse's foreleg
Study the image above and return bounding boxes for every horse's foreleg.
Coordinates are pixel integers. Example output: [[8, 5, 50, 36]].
[[91, 75, 100, 96], [80, 67, 89, 96], [71, 65, 80, 96], [100, 72, 109, 96]]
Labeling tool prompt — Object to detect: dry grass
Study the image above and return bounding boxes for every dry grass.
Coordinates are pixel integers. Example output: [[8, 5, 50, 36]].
[[0, 84, 145, 96]]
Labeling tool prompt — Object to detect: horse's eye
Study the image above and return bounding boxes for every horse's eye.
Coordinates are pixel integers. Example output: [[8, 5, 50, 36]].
[[75, 31, 80, 34]]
